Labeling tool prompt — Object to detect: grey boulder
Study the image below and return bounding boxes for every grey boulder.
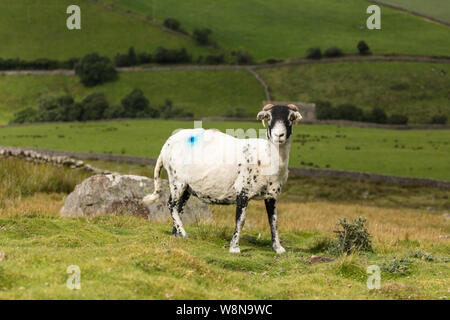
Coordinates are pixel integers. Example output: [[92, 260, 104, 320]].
[[59, 174, 212, 224]]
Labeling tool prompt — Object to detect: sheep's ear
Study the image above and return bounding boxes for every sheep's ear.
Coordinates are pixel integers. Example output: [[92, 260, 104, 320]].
[[257, 111, 270, 127], [289, 111, 303, 123], [257, 111, 268, 120]]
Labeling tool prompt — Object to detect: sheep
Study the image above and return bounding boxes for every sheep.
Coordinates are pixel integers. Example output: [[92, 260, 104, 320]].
[[143, 104, 302, 253]]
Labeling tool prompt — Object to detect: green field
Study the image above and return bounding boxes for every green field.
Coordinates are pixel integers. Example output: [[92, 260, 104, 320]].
[[260, 62, 450, 124], [1, 61, 448, 125], [1, 120, 449, 180], [100, 0, 450, 60], [381, 0, 450, 24], [0, 158, 448, 299], [0, 70, 265, 124], [0, 0, 215, 60]]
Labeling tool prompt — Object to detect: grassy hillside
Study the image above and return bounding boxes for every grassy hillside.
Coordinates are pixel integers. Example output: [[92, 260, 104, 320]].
[[1, 61, 448, 124], [0, 0, 215, 60], [100, 0, 450, 60], [381, 0, 450, 23], [0, 70, 265, 124], [0, 158, 448, 299], [1, 120, 449, 180], [260, 62, 450, 124]]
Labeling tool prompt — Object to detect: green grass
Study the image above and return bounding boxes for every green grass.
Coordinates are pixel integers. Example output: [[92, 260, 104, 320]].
[[0, 158, 448, 299], [0, 0, 215, 60], [1, 120, 449, 180], [0, 70, 265, 124], [100, 0, 450, 60], [0, 214, 448, 299], [381, 0, 450, 23], [260, 62, 450, 124], [0, 62, 448, 125]]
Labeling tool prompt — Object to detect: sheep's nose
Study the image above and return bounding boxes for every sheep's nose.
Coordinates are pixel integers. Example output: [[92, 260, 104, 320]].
[[276, 133, 285, 138]]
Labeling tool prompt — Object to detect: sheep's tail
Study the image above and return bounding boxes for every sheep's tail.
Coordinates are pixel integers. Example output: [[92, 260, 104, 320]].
[[143, 155, 163, 204]]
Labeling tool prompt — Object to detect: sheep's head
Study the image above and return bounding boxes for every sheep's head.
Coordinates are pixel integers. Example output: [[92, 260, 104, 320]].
[[257, 104, 302, 145]]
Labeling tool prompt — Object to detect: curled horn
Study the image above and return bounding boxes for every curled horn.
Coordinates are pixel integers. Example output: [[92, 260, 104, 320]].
[[262, 103, 275, 111]]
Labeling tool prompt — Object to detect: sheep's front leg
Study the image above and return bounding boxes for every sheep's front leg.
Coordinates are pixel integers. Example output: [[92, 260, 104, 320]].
[[229, 194, 249, 253], [264, 199, 286, 254]]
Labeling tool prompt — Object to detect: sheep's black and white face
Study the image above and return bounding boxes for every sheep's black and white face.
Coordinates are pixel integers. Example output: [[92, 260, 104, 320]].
[[257, 105, 302, 145]]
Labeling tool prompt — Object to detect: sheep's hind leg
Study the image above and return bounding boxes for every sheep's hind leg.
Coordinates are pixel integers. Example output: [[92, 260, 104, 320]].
[[168, 185, 189, 238], [264, 199, 286, 254], [229, 194, 249, 253]]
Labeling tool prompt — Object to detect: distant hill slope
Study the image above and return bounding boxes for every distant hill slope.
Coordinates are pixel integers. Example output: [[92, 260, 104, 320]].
[[377, 0, 450, 24], [0, 62, 448, 125], [100, 0, 450, 60], [0, 69, 265, 124], [0, 0, 215, 60]]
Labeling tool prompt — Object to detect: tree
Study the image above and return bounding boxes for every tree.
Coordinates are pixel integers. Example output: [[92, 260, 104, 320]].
[[193, 28, 212, 46], [430, 114, 447, 124], [75, 52, 118, 87], [315, 101, 336, 120], [368, 107, 387, 123], [324, 47, 343, 58], [336, 104, 364, 121], [127, 46, 138, 66], [357, 41, 371, 55], [306, 48, 322, 60], [121, 89, 159, 118], [80, 93, 109, 120], [163, 18, 181, 31], [10, 107, 38, 124], [387, 114, 408, 125]]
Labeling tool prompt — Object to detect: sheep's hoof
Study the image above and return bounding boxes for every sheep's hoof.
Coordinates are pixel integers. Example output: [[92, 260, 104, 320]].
[[173, 232, 187, 238], [229, 247, 241, 253], [274, 246, 286, 254]]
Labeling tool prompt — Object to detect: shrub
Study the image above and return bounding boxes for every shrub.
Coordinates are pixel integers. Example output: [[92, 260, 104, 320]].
[[231, 50, 254, 65], [388, 114, 408, 125], [315, 101, 336, 120], [306, 47, 322, 60], [160, 99, 192, 118], [80, 93, 109, 120], [36, 95, 76, 122], [75, 52, 118, 87], [193, 28, 212, 46], [330, 217, 373, 255], [203, 54, 224, 65], [121, 88, 159, 118], [153, 47, 191, 64], [114, 47, 139, 67], [324, 47, 343, 58], [265, 58, 283, 64], [381, 258, 412, 275], [223, 107, 247, 118], [430, 114, 447, 124], [103, 104, 125, 119], [10, 107, 38, 124], [137, 52, 152, 64], [336, 104, 364, 121], [357, 41, 371, 55], [366, 107, 388, 124], [163, 18, 181, 31], [61, 57, 80, 69]]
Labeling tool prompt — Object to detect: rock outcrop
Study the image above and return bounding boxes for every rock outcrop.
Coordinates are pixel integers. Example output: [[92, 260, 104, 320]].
[[60, 174, 212, 224]]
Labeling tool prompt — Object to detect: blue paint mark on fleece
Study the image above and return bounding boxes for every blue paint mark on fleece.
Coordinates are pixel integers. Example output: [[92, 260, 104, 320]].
[[187, 135, 199, 146]]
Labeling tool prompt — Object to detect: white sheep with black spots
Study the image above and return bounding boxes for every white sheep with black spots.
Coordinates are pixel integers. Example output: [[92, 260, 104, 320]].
[[143, 104, 302, 254]]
